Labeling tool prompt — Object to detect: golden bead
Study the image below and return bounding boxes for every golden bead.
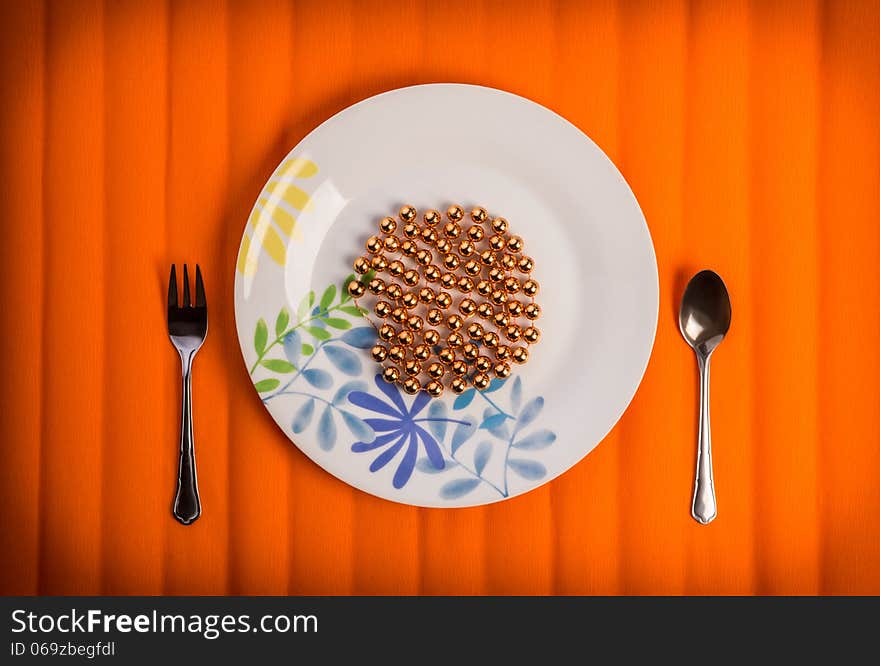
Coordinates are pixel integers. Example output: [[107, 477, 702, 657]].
[[490, 217, 508, 234], [379, 216, 397, 234], [418, 287, 435, 304], [423, 329, 440, 346], [494, 362, 511, 379], [427, 308, 443, 326], [398, 330, 415, 346], [426, 380, 444, 397], [371, 255, 388, 272], [436, 292, 453, 309], [427, 362, 445, 379], [451, 377, 469, 394], [382, 366, 400, 383], [502, 277, 520, 294], [491, 289, 508, 306], [459, 240, 476, 257], [447, 314, 464, 331], [495, 345, 511, 361], [470, 206, 488, 223], [438, 347, 456, 365], [388, 345, 406, 363], [506, 235, 523, 253], [387, 259, 405, 278], [436, 238, 453, 254], [407, 315, 423, 332], [424, 209, 441, 227], [525, 303, 541, 320], [424, 265, 441, 282], [517, 256, 534, 274], [353, 257, 371, 274], [366, 235, 383, 254], [446, 205, 464, 222], [403, 269, 420, 287], [473, 372, 490, 390], [476, 280, 492, 296], [467, 225, 484, 242], [488, 234, 506, 251], [452, 360, 468, 376], [462, 343, 479, 360], [522, 279, 539, 297], [506, 300, 524, 317], [443, 221, 462, 239], [371, 345, 388, 362], [401, 239, 418, 256], [402, 377, 421, 394], [488, 267, 505, 283], [348, 280, 366, 298], [505, 324, 522, 342], [378, 324, 396, 341], [420, 227, 438, 245], [493, 312, 510, 328], [477, 303, 494, 319], [465, 260, 482, 276], [511, 346, 529, 364], [383, 235, 400, 252], [399, 205, 417, 222], [475, 355, 492, 373], [374, 301, 392, 318], [523, 326, 540, 344], [413, 344, 431, 361], [403, 223, 420, 238], [447, 332, 464, 348], [459, 299, 477, 316], [458, 276, 475, 293], [386, 283, 403, 301], [479, 250, 496, 266], [416, 249, 432, 266], [401, 293, 419, 309], [500, 254, 517, 271], [443, 253, 460, 270], [467, 322, 484, 340], [367, 277, 386, 295], [439, 272, 457, 289], [483, 331, 500, 348]]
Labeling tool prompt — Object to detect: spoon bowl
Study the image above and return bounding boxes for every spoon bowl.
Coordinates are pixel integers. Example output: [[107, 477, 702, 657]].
[[679, 270, 731, 357]]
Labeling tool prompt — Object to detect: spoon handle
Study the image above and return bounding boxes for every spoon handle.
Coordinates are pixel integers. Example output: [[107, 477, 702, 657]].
[[692, 353, 717, 524]]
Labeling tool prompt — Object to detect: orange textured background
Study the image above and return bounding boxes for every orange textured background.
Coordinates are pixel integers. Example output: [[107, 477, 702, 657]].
[[1, 0, 878, 596]]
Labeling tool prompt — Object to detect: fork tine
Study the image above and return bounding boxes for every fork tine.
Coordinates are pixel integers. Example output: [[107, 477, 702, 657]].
[[182, 264, 191, 306], [168, 264, 178, 309], [195, 264, 206, 307]]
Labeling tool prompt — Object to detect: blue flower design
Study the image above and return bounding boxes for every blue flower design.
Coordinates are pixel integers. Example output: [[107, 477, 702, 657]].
[[347, 374, 446, 488]]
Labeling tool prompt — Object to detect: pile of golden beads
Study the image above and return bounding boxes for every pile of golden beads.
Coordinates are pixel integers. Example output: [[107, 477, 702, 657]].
[[348, 205, 541, 397]]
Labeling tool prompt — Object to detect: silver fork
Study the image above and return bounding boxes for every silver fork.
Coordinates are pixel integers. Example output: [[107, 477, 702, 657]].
[[167, 264, 207, 525]]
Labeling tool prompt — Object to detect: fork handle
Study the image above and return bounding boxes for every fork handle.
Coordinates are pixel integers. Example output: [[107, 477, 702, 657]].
[[173, 355, 201, 525]]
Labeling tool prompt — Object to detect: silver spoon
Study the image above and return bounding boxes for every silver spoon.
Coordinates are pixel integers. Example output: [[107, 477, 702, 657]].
[[678, 270, 731, 525]]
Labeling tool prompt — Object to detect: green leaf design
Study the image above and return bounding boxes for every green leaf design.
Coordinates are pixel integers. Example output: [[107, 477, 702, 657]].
[[261, 359, 296, 373], [275, 308, 290, 337], [297, 291, 315, 321], [339, 305, 365, 317], [254, 378, 280, 393], [301, 343, 315, 355], [254, 319, 268, 355], [305, 326, 331, 341], [323, 317, 352, 330], [319, 284, 337, 310]]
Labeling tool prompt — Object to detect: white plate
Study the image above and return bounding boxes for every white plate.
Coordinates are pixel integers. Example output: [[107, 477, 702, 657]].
[[234, 84, 657, 508]]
